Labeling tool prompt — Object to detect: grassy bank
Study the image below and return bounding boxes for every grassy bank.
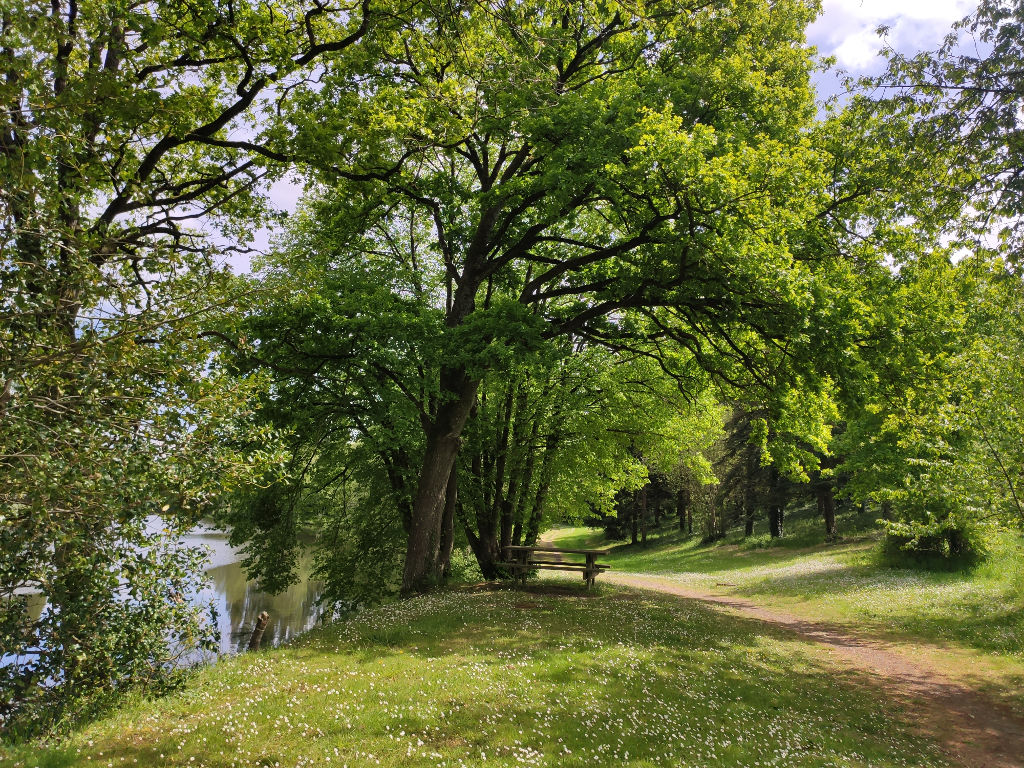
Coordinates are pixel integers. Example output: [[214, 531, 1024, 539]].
[[3, 585, 947, 768], [545, 513, 1024, 708]]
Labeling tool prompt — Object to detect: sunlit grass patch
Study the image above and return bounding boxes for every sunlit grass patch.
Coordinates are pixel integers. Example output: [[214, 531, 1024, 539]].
[[548, 513, 1024, 652], [2, 586, 947, 768], [545, 520, 1024, 712]]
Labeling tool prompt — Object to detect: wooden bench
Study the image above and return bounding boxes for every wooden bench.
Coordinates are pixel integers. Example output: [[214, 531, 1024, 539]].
[[497, 545, 611, 588]]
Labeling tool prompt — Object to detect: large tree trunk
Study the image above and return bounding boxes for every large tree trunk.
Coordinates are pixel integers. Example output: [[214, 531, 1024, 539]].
[[511, 413, 541, 548], [677, 488, 688, 531], [768, 504, 784, 538], [817, 482, 837, 541], [439, 466, 458, 580], [401, 367, 479, 593], [524, 478, 550, 547], [523, 427, 561, 546], [511, 519, 523, 547], [461, 512, 500, 580], [464, 380, 520, 575], [499, 499, 514, 556]]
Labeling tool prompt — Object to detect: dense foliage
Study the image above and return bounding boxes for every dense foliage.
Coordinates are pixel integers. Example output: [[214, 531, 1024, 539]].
[[2, 0, 1022, 739], [1, 0, 368, 734], [224, 0, 873, 594]]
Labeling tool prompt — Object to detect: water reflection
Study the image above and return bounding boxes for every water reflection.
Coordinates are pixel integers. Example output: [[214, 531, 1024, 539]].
[[198, 548, 324, 654], [5, 525, 324, 665]]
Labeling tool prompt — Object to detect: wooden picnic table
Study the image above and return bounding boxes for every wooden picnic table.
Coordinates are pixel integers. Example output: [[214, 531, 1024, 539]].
[[498, 545, 611, 588]]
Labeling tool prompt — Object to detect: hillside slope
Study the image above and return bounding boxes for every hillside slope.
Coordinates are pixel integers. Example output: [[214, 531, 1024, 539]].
[[4, 585, 948, 768]]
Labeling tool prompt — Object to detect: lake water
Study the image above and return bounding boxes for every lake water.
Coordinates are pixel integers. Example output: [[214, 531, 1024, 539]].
[[12, 523, 324, 661], [189, 523, 325, 655]]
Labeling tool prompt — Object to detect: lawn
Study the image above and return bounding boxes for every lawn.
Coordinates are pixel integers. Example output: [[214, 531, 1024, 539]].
[[547, 520, 1024, 657], [545, 510, 1024, 710], [2, 585, 947, 768]]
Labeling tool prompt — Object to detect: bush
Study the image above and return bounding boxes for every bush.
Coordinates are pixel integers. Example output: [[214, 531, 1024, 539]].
[[880, 524, 987, 570], [446, 547, 484, 584]]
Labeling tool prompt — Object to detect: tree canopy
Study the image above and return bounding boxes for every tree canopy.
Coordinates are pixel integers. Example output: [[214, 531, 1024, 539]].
[[1, 0, 369, 732], [252, 0, 873, 591]]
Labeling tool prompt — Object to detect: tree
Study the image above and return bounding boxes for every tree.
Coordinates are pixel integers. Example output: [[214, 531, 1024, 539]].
[[215, 238, 443, 602], [1, 0, 370, 732], [835, 252, 1024, 557], [874, 0, 1024, 257], [281, 0, 859, 591], [822, 0, 1024, 556], [958, 264, 1024, 528], [223, 233, 723, 588]]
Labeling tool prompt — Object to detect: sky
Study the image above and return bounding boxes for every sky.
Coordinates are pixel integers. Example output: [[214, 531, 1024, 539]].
[[808, 0, 976, 86], [234, 0, 978, 272]]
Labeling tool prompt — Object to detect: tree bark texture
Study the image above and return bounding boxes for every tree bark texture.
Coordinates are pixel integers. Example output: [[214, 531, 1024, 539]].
[[401, 367, 479, 593], [677, 488, 688, 531], [439, 466, 458, 579], [817, 482, 837, 541]]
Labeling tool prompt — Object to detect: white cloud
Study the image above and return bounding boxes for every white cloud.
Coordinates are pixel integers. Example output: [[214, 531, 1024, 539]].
[[822, 0, 974, 23], [830, 26, 887, 70], [808, 0, 977, 96]]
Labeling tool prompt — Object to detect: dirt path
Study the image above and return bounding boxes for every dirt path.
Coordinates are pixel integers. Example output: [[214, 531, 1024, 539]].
[[605, 572, 1024, 768]]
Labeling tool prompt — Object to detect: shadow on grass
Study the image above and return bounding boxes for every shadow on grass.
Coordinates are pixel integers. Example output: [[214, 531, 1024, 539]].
[[595, 533, 871, 578], [20, 586, 954, 768]]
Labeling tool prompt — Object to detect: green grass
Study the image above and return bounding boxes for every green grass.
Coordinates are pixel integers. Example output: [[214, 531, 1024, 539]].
[[547, 519, 1024, 660], [2, 585, 948, 768], [545, 510, 1024, 713]]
